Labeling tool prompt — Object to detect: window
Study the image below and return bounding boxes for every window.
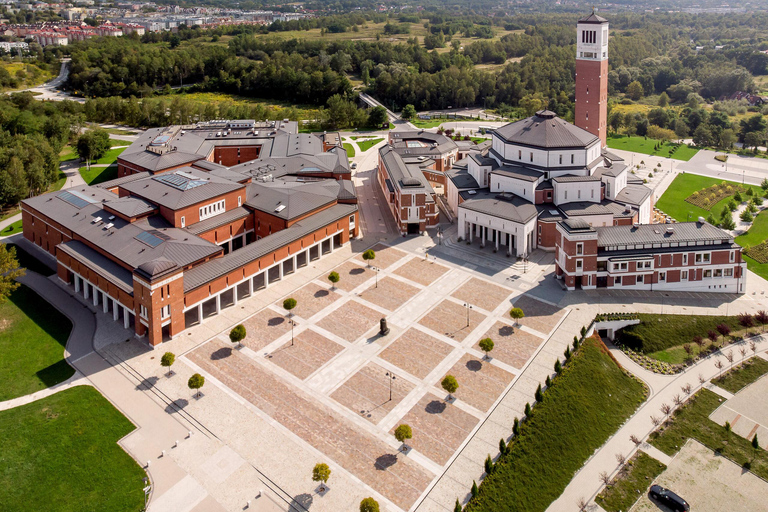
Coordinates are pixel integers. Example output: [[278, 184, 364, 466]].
[[200, 199, 225, 221], [571, 154, 574, 164], [683, 254, 688, 265], [682, 270, 688, 280], [619, 262, 628, 271], [530, 152, 533, 162], [180, 216, 185, 228], [730, 251, 735, 263], [576, 259, 583, 269], [614, 276, 621, 285], [578, 190, 581, 199], [538, 225, 542, 234], [565, 190, 568, 200], [714, 269, 723, 278], [140, 305, 148, 319], [725, 268, 733, 277], [518, 150, 522, 160], [559, 155, 563, 164], [644, 261, 652, 269], [660, 272, 666, 281], [238, 196, 242, 207], [576, 243, 583, 255], [161, 305, 170, 319], [591, 189, 594, 199], [704, 269, 712, 278], [637, 274, 643, 283]]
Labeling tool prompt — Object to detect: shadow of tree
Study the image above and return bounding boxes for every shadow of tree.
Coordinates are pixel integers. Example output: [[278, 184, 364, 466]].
[[314, 289, 329, 298], [466, 359, 483, 372], [268, 317, 285, 327], [350, 268, 365, 275], [290, 492, 313, 510], [425, 400, 446, 414], [36, 359, 75, 388], [136, 375, 159, 391], [211, 347, 232, 360], [374, 453, 398, 470], [499, 325, 515, 337], [165, 398, 188, 414]]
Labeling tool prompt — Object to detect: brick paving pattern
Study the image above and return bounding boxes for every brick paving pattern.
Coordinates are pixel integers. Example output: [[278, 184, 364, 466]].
[[277, 282, 341, 319], [392, 393, 479, 465], [330, 261, 372, 292], [316, 299, 381, 342], [358, 276, 420, 312], [266, 328, 344, 380], [355, 243, 408, 269], [188, 340, 433, 510], [393, 258, 450, 287], [442, 353, 515, 412], [241, 308, 292, 353], [512, 295, 566, 335], [419, 299, 487, 342], [451, 277, 513, 313], [331, 362, 416, 424], [378, 328, 454, 379], [476, 321, 543, 370]]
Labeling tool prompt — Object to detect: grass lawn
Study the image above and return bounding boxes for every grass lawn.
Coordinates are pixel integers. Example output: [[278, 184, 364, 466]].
[[649, 389, 768, 478], [0, 386, 146, 511], [0, 285, 73, 401], [92, 146, 127, 165], [712, 356, 768, 394], [357, 137, 384, 152], [656, 173, 762, 223], [80, 165, 118, 186], [465, 336, 647, 512], [0, 219, 22, 236], [606, 135, 699, 161], [595, 452, 667, 512], [617, 313, 744, 364], [735, 209, 768, 280], [342, 142, 356, 157], [59, 145, 78, 162], [409, 118, 446, 129]]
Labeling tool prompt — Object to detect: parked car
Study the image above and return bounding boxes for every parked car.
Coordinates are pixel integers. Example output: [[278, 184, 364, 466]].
[[649, 484, 690, 511], [351, 163, 357, 169]]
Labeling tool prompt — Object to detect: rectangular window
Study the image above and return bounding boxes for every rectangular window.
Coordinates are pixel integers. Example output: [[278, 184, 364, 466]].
[[571, 154, 574, 164], [576, 259, 583, 269], [559, 155, 563, 164], [199, 199, 225, 221], [564, 190, 568, 199], [714, 269, 723, 278], [704, 269, 712, 278], [518, 150, 522, 159], [161, 305, 170, 319], [576, 243, 583, 255], [578, 190, 581, 199], [530, 152, 533, 162], [682, 270, 688, 280], [140, 305, 148, 319], [725, 268, 733, 277], [538, 225, 542, 234], [614, 276, 621, 285], [695, 253, 711, 264], [637, 274, 643, 283], [180, 216, 185, 228], [683, 254, 688, 265], [620, 262, 628, 271], [238, 196, 242, 206], [660, 272, 666, 281], [730, 251, 735, 262]]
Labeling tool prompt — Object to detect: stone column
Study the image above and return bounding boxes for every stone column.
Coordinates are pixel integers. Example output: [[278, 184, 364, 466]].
[[495, 232, 500, 252], [215, 294, 221, 314], [92, 289, 99, 306], [480, 226, 486, 248], [103, 295, 109, 313], [74, 275, 80, 293], [233, 287, 238, 306], [508, 232, 513, 256], [198, 303, 204, 325], [469, 223, 474, 243], [113, 300, 119, 321], [83, 282, 89, 300], [123, 307, 130, 329]]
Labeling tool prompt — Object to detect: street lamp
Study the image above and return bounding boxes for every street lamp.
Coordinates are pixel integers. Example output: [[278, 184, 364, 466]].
[[289, 319, 295, 346], [464, 303, 472, 327], [385, 371, 396, 401], [374, 266, 379, 288]]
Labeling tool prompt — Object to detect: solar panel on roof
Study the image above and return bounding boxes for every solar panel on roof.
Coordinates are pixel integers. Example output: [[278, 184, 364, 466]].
[[135, 231, 164, 248], [153, 173, 208, 191], [58, 191, 90, 209]]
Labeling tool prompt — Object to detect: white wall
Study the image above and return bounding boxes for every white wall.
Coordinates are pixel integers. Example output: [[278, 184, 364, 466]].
[[564, 213, 614, 228], [490, 173, 536, 201], [553, 180, 601, 205], [458, 207, 537, 256], [468, 158, 492, 188]]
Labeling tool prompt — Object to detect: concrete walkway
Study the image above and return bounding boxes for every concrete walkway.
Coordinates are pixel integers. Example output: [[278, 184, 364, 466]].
[[0, 371, 89, 411]]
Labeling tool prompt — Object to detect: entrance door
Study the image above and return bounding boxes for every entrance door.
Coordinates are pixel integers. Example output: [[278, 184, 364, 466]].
[[407, 223, 420, 235]]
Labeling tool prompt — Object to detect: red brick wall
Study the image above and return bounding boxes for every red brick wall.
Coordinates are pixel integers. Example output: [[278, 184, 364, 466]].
[[575, 58, 609, 147], [537, 220, 558, 249], [212, 145, 262, 167]]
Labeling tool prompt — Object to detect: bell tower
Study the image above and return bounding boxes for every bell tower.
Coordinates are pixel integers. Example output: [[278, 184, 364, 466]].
[[575, 11, 609, 147]]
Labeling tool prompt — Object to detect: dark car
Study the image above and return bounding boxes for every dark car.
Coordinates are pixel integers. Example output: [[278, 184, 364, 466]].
[[649, 484, 690, 511]]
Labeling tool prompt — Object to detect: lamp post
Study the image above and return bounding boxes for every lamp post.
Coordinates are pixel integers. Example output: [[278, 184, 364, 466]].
[[385, 371, 396, 401], [374, 267, 379, 288], [464, 303, 472, 327], [289, 319, 295, 346]]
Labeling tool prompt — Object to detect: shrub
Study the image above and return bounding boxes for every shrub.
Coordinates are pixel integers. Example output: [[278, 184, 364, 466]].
[[283, 298, 297, 312], [360, 497, 380, 512], [535, 384, 543, 402], [524, 402, 532, 417], [161, 352, 175, 376], [362, 249, 376, 266], [554, 359, 562, 373], [735, 191, 744, 202], [328, 271, 340, 288], [741, 210, 753, 222], [442, 375, 459, 395], [485, 454, 494, 474]]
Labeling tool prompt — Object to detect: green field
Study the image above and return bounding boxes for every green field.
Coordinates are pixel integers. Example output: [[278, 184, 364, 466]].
[[0, 284, 73, 401], [342, 142, 356, 157], [80, 165, 118, 186], [607, 135, 699, 161], [466, 336, 647, 512], [736, 209, 768, 280], [0, 219, 22, 236], [712, 357, 768, 394], [357, 137, 384, 152], [656, 173, 762, 223], [409, 118, 446, 129], [616, 313, 744, 364], [650, 389, 768, 479], [0, 386, 146, 511], [596, 452, 667, 512]]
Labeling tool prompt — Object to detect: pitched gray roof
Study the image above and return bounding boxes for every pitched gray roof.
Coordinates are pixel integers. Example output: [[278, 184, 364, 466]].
[[595, 222, 733, 248], [491, 166, 544, 183], [57, 240, 134, 294], [559, 201, 614, 216], [93, 171, 151, 189], [389, 130, 458, 156], [552, 175, 601, 183], [459, 192, 538, 224], [245, 180, 338, 221], [183, 203, 357, 292], [493, 111, 599, 149], [379, 146, 431, 192], [185, 206, 251, 235], [614, 184, 651, 206], [120, 167, 244, 210], [579, 12, 608, 23], [104, 197, 157, 218]]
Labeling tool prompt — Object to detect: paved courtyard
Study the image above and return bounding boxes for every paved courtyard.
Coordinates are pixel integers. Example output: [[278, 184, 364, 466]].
[[709, 371, 768, 449], [631, 440, 768, 512], [177, 246, 567, 511]]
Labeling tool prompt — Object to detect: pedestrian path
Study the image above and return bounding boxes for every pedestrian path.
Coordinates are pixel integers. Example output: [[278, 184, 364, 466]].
[[0, 371, 89, 411]]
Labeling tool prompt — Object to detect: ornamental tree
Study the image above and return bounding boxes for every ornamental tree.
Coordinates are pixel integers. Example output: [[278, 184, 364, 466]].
[[479, 338, 494, 359], [161, 352, 175, 376], [394, 424, 412, 451], [283, 298, 297, 315], [188, 373, 205, 398], [509, 307, 524, 326], [360, 497, 380, 512], [362, 249, 376, 267], [312, 463, 331, 491], [229, 324, 246, 346], [441, 375, 459, 398], [328, 271, 340, 289]]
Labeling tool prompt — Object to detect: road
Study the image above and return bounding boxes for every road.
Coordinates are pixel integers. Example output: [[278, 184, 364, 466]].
[[21, 58, 83, 103]]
